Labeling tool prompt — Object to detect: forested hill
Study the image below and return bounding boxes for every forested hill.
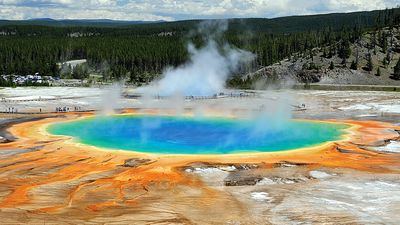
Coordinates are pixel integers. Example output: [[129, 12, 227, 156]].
[[1, 9, 399, 34], [0, 8, 399, 85]]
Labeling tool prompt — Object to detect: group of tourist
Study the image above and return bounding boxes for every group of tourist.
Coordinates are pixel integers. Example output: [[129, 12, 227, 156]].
[[56, 106, 83, 112], [4, 107, 18, 113]]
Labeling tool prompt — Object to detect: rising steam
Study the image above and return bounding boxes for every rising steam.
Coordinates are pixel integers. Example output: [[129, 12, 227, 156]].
[[132, 20, 295, 143], [99, 82, 123, 114], [138, 21, 255, 96]]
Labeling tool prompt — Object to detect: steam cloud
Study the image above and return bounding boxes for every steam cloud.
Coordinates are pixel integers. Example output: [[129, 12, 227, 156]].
[[132, 21, 295, 143], [89, 21, 299, 150], [138, 20, 255, 96], [99, 82, 123, 114]]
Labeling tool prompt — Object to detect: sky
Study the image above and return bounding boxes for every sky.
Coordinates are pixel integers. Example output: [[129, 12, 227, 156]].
[[0, 0, 398, 21]]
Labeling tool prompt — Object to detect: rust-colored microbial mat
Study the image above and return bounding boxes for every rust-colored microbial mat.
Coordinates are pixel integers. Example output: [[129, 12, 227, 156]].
[[0, 112, 399, 224]]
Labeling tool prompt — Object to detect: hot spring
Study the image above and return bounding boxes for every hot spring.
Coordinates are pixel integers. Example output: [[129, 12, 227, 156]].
[[47, 115, 349, 154]]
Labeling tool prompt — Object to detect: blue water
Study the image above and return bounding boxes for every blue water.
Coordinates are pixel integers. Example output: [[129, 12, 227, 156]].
[[47, 115, 348, 154]]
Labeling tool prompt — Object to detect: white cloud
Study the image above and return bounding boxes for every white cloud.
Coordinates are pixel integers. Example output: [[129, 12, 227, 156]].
[[0, 0, 398, 20]]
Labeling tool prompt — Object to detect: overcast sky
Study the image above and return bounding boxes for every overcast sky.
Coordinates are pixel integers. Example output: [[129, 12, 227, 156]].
[[0, 0, 398, 21]]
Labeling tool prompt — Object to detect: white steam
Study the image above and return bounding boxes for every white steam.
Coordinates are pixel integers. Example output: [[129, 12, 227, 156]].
[[131, 21, 295, 143], [99, 82, 123, 115], [138, 21, 254, 96]]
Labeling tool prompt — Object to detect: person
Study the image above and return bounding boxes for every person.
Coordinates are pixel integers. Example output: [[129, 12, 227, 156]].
[[40, 108, 42, 113]]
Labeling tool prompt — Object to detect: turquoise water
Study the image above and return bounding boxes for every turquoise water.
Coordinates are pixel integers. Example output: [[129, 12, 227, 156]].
[[47, 115, 349, 154]]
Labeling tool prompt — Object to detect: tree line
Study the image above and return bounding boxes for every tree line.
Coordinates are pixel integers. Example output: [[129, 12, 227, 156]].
[[0, 7, 399, 86]]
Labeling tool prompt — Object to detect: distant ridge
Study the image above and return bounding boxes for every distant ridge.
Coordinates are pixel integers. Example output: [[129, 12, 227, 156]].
[[0, 18, 165, 27]]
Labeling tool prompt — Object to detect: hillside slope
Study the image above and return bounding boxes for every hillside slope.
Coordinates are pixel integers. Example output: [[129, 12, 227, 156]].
[[248, 26, 400, 87]]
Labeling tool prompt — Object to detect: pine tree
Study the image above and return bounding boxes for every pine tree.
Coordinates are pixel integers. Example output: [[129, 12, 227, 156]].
[[380, 32, 388, 53], [376, 67, 381, 76], [328, 44, 335, 58], [350, 60, 357, 70], [393, 58, 400, 80], [365, 53, 373, 72], [370, 30, 376, 49], [322, 47, 327, 58], [338, 40, 351, 65], [329, 61, 335, 70], [385, 51, 391, 66]]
